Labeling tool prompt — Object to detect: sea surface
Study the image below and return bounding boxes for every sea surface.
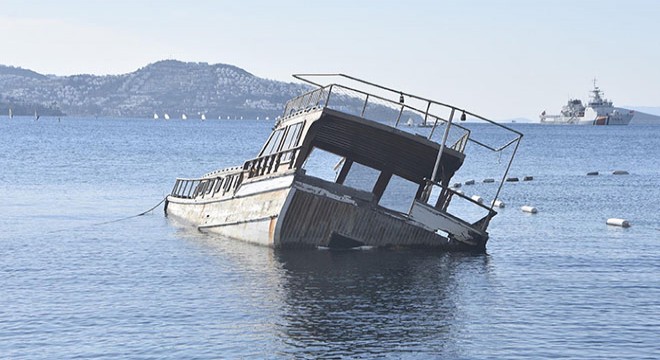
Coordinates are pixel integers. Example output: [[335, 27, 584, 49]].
[[1, 117, 658, 359]]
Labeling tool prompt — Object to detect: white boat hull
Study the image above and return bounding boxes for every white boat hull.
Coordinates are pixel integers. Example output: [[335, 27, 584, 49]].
[[166, 175, 294, 247]]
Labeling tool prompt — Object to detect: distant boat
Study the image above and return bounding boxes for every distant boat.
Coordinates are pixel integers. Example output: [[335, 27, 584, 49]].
[[8, 108, 13, 119], [181, 114, 188, 120], [164, 113, 170, 120], [419, 120, 435, 128], [201, 113, 206, 120], [34, 110, 40, 121], [153, 113, 159, 120], [540, 80, 633, 125]]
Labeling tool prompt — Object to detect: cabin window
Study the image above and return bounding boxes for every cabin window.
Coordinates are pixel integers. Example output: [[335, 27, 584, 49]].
[[301, 147, 344, 182], [260, 128, 285, 156], [378, 175, 419, 214], [281, 122, 304, 162], [281, 122, 304, 151], [343, 162, 381, 193]]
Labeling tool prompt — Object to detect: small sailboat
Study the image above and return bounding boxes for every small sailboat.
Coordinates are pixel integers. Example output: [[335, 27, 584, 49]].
[[201, 113, 206, 120], [153, 113, 159, 120], [164, 113, 170, 120], [181, 114, 188, 120], [8, 108, 13, 119], [34, 110, 40, 121]]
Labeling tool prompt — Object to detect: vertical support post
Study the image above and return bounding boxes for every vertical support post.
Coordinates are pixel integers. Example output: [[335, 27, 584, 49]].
[[394, 104, 405, 127], [428, 116, 441, 139], [183, 181, 189, 198], [335, 159, 353, 185], [372, 171, 393, 204], [181, 181, 188, 197], [423, 101, 431, 127], [431, 108, 455, 183], [325, 85, 333, 109], [490, 137, 521, 216], [171, 180, 180, 196], [361, 94, 370, 117]]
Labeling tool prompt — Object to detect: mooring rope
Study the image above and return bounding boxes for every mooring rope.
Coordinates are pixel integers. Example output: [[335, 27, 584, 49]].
[[46, 196, 167, 233], [90, 197, 167, 226]]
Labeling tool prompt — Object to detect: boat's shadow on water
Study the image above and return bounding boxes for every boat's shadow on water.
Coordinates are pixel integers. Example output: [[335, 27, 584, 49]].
[[183, 227, 493, 357]]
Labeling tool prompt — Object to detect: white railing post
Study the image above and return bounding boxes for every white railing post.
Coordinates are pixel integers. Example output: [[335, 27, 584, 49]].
[[431, 108, 455, 183]]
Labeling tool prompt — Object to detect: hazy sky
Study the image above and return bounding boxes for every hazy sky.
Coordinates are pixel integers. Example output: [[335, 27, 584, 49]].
[[1, 0, 658, 119]]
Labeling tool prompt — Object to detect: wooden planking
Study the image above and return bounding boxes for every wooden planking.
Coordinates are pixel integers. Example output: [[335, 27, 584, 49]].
[[278, 186, 474, 250]]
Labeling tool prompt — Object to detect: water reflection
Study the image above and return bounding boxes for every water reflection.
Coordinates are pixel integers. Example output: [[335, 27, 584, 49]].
[[179, 227, 493, 358], [274, 249, 490, 358]]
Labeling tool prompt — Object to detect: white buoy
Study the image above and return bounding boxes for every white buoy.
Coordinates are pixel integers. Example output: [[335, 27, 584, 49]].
[[471, 195, 483, 204], [464, 179, 475, 185], [606, 218, 630, 228], [521, 205, 537, 214], [483, 178, 495, 183], [492, 199, 505, 208]]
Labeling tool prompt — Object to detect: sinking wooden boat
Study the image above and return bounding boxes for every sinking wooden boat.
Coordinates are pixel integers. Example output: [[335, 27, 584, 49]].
[[165, 74, 522, 250]]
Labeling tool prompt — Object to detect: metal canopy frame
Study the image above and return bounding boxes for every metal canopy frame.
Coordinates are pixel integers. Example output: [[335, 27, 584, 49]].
[[289, 73, 523, 215]]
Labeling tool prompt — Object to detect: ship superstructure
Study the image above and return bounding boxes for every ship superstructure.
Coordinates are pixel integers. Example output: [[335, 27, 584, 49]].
[[540, 80, 634, 125]]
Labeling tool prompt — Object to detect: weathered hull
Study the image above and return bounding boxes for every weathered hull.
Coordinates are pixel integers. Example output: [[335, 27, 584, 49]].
[[165, 173, 482, 251], [279, 184, 474, 250], [166, 175, 295, 247]]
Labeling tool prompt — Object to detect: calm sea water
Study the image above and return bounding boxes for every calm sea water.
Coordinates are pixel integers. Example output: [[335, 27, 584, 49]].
[[1, 117, 658, 359]]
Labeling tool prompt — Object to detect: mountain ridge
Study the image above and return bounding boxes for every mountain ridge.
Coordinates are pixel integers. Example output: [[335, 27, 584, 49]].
[[0, 60, 309, 118]]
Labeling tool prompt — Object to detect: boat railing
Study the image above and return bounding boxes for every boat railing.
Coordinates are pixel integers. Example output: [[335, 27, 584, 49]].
[[202, 166, 244, 179], [170, 146, 303, 200], [286, 74, 523, 215], [282, 78, 477, 153], [420, 179, 497, 232], [243, 146, 302, 179], [282, 87, 331, 119], [451, 132, 469, 152], [170, 170, 245, 200]]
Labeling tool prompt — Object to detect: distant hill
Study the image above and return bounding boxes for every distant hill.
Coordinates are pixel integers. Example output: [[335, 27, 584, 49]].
[[0, 61, 310, 118], [624, 106, 660, 117], [0, 93, 65, 117]]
